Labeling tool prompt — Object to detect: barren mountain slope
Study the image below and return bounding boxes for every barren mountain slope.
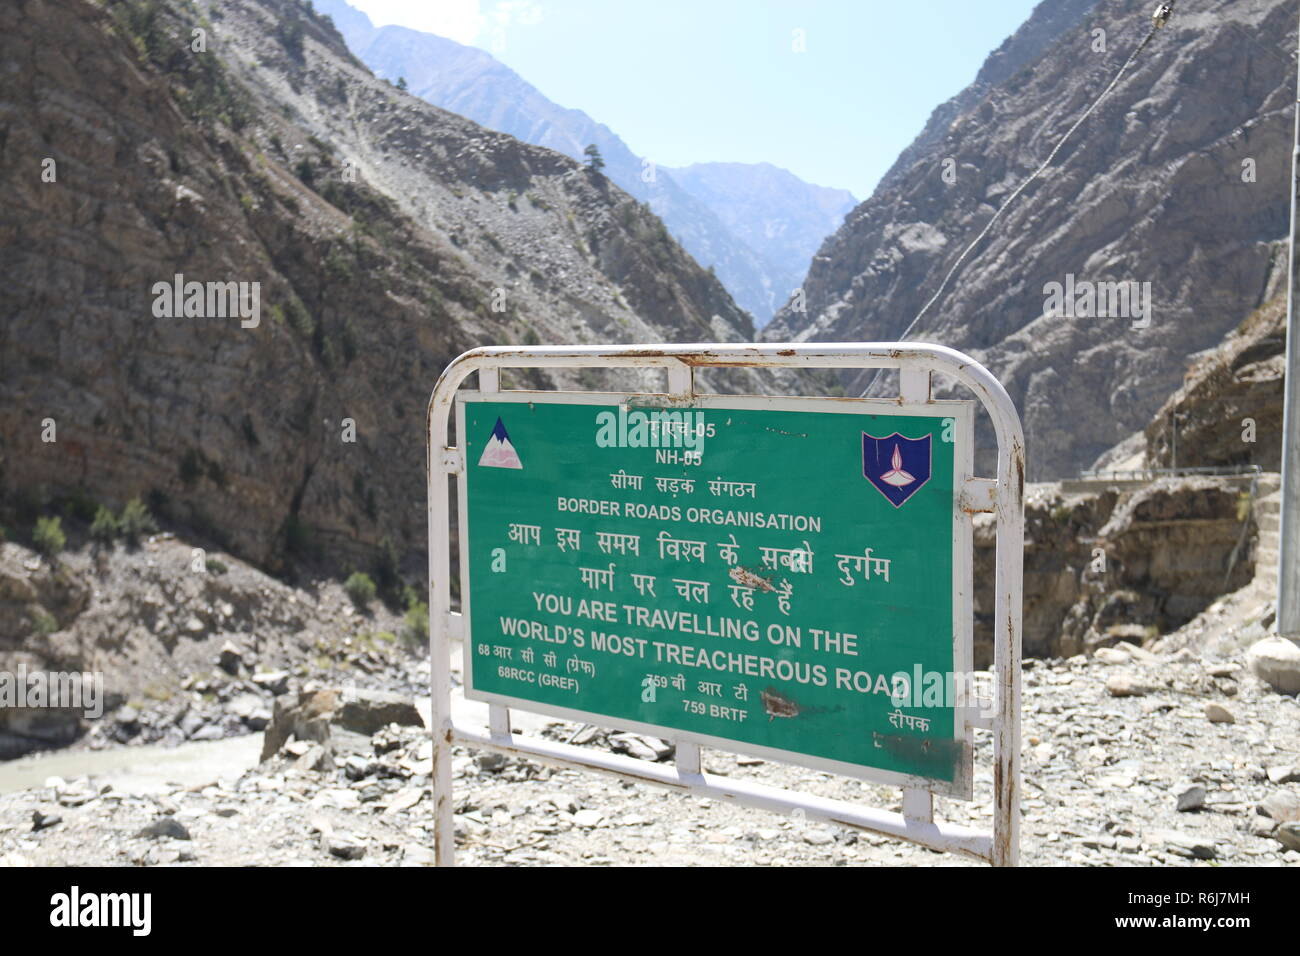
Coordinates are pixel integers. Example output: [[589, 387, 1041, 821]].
[[767, 0, 1292, 479], [1, 0, 788, 578]]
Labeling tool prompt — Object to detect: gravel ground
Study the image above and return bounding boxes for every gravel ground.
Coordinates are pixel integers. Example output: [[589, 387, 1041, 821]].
[[1, 628, 1297, 867]]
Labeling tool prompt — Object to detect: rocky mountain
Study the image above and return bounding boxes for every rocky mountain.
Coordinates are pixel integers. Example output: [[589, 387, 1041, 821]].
[[313, 0, 855, 324], [1144, 284, 1288, 473], [0, 0, 782, 580], [992, 475, 1261, 664], [766, 0, 1293, 480]]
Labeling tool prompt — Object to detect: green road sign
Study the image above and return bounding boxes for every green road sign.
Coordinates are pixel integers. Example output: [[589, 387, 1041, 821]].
[[458, 392, 976, 795]]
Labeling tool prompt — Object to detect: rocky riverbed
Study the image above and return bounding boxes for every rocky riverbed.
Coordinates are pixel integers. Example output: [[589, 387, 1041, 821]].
[[2, 598, 1297, 867]]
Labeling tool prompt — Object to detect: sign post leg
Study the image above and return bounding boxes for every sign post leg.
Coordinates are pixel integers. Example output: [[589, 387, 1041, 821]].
[[429, 406, 457, 866], [431, 660, 454, 866], [992, 437, 1024, 867]]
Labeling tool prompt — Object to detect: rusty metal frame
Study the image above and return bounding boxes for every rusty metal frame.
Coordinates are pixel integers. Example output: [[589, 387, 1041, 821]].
[[426, 343, 1024, 866]]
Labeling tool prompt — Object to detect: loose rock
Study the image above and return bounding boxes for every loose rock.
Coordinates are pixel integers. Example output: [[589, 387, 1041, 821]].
[[1175, 784, 1207, 812], [1105, 673, 1151, 697], [1094, 647, 1130, 665], [1246, 636, 1300, 694], [1266, 765, 1300, 785], [252, 670, 290, 695], [1204, 703, 1235, 724], [1276, 822, 1300, 852], [1155, 830, 1217, 860], [572, 809, 603, 828], [609, 733, 674, 761], [217, 640, 244, 675], [326, 833, 367, 860], [136, 817, 191, 841], [1258, 789, 1300, 823], [31, 808, 62, 832]]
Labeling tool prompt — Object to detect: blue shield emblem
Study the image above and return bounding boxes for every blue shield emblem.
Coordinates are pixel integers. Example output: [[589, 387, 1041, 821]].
[[863, 432, 932, 508]]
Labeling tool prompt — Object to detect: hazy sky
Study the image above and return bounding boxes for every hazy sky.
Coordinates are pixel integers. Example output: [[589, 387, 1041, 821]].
[[345, 0, 1044, 199]]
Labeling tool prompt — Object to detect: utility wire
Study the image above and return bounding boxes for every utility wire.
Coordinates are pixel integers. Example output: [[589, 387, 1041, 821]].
[[860, 3, 1177, 397], [1221, 17, 1294, 72]]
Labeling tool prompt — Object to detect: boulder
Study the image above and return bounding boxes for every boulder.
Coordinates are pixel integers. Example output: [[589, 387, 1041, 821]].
[[259, 688, 423, 762], [217, 640, 244, 675], [259, 689, 338, 762], [1246, 636, 1300, 695], [1277, 822, 1300, 853], [336, 690, 424, 736], [1266, 765, 1300, 784], [1258, 789, 1300, 823], [226, 692, 272, 730]]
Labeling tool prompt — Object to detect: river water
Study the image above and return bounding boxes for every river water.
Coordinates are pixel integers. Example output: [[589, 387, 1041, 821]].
[[0, 734, 262, 795]]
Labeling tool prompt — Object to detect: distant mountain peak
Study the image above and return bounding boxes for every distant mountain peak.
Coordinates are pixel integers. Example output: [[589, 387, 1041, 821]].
[[313, 0, 854, 324]]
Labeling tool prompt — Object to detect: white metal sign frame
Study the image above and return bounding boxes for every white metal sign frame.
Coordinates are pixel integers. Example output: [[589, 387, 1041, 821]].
[[426, 343, 1025, 866]]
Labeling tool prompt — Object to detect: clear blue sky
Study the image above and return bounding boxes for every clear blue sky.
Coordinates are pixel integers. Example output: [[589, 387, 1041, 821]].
[[347, 0, 1044, 199]]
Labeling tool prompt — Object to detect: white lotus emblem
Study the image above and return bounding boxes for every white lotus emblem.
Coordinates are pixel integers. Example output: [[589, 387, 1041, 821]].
[[878, 444, 915, 487]]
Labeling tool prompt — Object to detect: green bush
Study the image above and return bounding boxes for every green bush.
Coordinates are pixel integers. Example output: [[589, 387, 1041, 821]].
[[206, 558, 229, 575], [90, 506, 120, 543], [285, 297, 314, 337], [344, 572, 377, 608], [402, 600, 429, 647], [31, 609, 58, 637], [119, 498, 158, 544], [33, 516, 65, 559]]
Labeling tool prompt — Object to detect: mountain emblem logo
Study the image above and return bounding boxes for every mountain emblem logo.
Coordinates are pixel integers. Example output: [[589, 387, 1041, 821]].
[[478, 417, 523, 469], [862, 432, 932, 508]]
